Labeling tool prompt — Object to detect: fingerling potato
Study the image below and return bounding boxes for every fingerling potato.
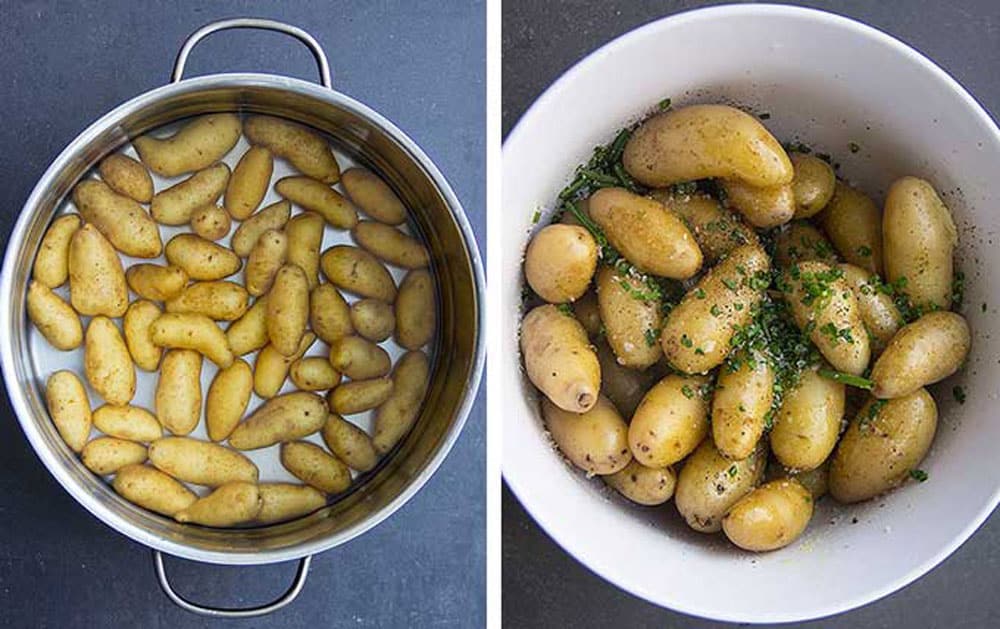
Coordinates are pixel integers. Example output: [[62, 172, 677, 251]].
[[275, 176, 358, 229], [871, 311, 970, 399], [596, 266, 662, 369], [73, 179, 162, 257], [352, 221, 429, 269], [675, 438, 768, 533], [85, 317, 135, 406], [175, 481, 261, 526], [245, 228, 287, 296], [290, 357, 341, 391], [227, 296, 270, 356], [395, 269, 435, 350], [27, 280, 82, 350], [350, 299, 395, 342], [123, 300, 162, 371], [231, 200, 291, 257], [150, 313, 234, 368], [267, 264, 309, 356], [257, 483, 327, 524], [603, 460, 676, 506], [712, 351, 775, 460], [328, 377, 394, 415], [320, 245, 397, 302], [82, 437, 148, 475], [628, 374, 709, 467], [820, 181, 883, 274], [33, 213, 80, 288], [341, 167, 407, 225], [310, 284, 354, 344], [164, 233, 241, 281], [543, 395, 631, 475], [68, 224, 128, 317], [280, 441, 351, 494], [254, 333, 315, 399], [45, 370, 92, 453], [372, 351, 430, 454], [126, 264, 189, 302], [790, 152, 835, 217], [151, 163, 230, 226], [99, 153, 153, 203], [520, 304, 600, 413], [648, 191, 757, 263], [770, 366, 845, 470], [165, 281, 249, 321], [156, 349, 203, 435], [133, 113, 241, 177], [190, 204, 231, 241], [225, 146, 273, 219], [149, 436, 259, 486], [206, 359, 253, 442], [839, 263, 903, 354], [720, 180, 795, 228], [244, 115, 340, 183], [328, 336, 392, 380], [93, 404, 162, 443], [322, 414, 378, 472], [228, 391, 327, 450], [722, 479, 813, 551], [113, 464, 197, 516]]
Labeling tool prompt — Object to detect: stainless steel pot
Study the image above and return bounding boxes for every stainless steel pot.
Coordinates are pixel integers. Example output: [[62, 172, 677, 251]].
[[0, 18, 484, 617]]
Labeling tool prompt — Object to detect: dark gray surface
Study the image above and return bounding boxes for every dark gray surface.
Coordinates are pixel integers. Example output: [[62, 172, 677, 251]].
[[503, 1, 1000, 627], [0, 1, 484, 627]]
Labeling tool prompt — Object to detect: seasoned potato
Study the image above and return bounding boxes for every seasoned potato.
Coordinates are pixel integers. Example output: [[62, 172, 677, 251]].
[[790, 152, 835, 217], [254, 333, 315, 399], [712, 352, 775, 460], [310, 284, 354, 344], [767, 459, 830, 500], [871, 311, 970, 399], [720, 180, 795, 228], [290, 357, 341, 391], [231, 200, 291, 257], [329, 336, 392, 380], [45, 370, 92, 453], [395, 269, 435, 350], [372, 351, 430, 453], [603, 460, 676, 506], [341, 167, 407, 225], [572, 289, 602, 337], [82, 437, 148, 475], [148, 437, 259, 486], [166, 281, 249, 321], [93, 404, 162, 442], [839, 263, 903, 354], [27, 280, 82, 350], [267, 264, 309, 356], [623, 104, 793, 188], [225, 146, 273, 219], [164, 234, 241, 281], [352, 221, 429, 269], [206, 359, 253, 442], [113, 464, 197, 517], [151, 163, 230, 226], [661, 244, 769, 374], [123, 300, 162, 371], [175, 481, 261, 526], [628, 374, 709, 467], [350, 299, 395, 342], [819, 182, 883, 274], [244, 115, 340, 183], [99, 153, 153, 203], [320, 245, 397, 302], [594, 342, 658, 418], [323, 414, 378, 472], [245, 229, 287, 296], [73, 179, 162, 257], [883, 176, 957, 310], [285, 211, 325, 289], [596, 266, 662, 369], [84, 317, 135, 406], [773, 221, 838, 268], [257, 483, 327, 524], [588, 187, 701, 278], [543, 395, 630, 475], [648, 191, 757, 263], [829, 389, 938, 503], [228, 391, 327, 450], [675, 438, 768, 533], [329, 377, 394, 415], [280, 441, 351, 494], [68, 224, 128, 317], [722, 479, 813, 551], [126, 264, 189, 302], [190, 204, 231, 241], [133, 113, 241, 177], [520, 304, 600, 413], [156, 349, 202, 435], [33, 213, 80, 288], [275, 176, 358, 229], [770, 366, 845, 471], [227, 297, 270, 356], [150, 313, 233, 368]]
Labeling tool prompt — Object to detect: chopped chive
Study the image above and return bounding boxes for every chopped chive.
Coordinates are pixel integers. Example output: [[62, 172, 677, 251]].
[[910, 469, 929, 482], [817, 368, 874, 390]]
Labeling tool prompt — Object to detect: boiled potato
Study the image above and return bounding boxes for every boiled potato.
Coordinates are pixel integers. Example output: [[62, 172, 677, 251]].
[[883, 176, 957, 310], [588, 187, 701, 279], [285, 211, 325, 288], [829, 389, 938, 503], [151, 163, 230, 226], [225, 146, 273, 219], [33, 213, 80, 288], [323, 414, 378, 472], [275, 176, 358, 229], [329, 377, 394, 415], [228, 391, 327, 450], [594, 342, 659, 418], [350, 299, 395, 342], [206, 359, 253, 442], [133, 113, 241, 177], [267, 264, 309, 356], [245, 229, 287, 296], [520, 304, 600, 413], [150, 313, 233, 368], [310, 284, 354, 344], [661, 244, 769, 374], [148, 437, 259, 486], [542, 395, 630, 475], [68, 224, 128, 317], [254, 333, 315, 399], [767, 459, 830, 500], [352, 221, 429, 269], [125, 263, 189, 302], [164, 233, 241, 281], [99, 153, 153, 203], [93, 404, 162, 443], [773, 221, 838, 268], [113, 464, 197, 517], [722, 479, 813, 551], [320, 245, 397, 302], [870, 311, 970, 399], [84, 317, 135, 406], [770, 366, 845, 471], [596, 266, 662, 369], [123, 300, 163, 371], [328, 336, 392, 380], [280, 441, 351, 494], [156, 349, 202, 435], [372, 351, 430, 454], [820, 181, 883, 274], [628, 374, 709, 467], [227, 296, 270, 356], [341, 167, 407, 225], [190, 204, 231, 241], [82, 437, 148, 475], [257, 483, 327, 524], [395, 269, 435, 350], [231, 200, 291, 257], [166, 281, 249, 321], [790, 152, 835, 217], [175, 481, 261, 526], [674, 438, 768, 533], [572, 290, 602, 337], [839, 263, 904, 354], [27, 280, 82, 350], [712, 351, 775, 460], [622, 104, 793, 188], [73, 179, 162, 257], [290, 357, 341, 391], [603, 460, 676, 506], [648, 191, 757, 263], [45, 370, 92, 453], [244, 115, 340, 183], [720, 180, 795, 228]]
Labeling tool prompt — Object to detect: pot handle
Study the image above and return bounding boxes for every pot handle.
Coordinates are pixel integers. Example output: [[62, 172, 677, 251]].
[[154, 550, 312, 618], [171, 17, 332, 88]]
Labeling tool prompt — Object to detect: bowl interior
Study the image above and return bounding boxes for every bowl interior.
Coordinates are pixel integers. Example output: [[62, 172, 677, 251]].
[[502, 5, 1000, 622]]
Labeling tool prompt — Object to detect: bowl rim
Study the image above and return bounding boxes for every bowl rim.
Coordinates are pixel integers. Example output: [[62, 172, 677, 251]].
[[502, 3, 1000, 622]]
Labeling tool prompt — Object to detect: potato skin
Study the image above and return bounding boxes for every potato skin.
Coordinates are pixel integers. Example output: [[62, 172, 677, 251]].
[[790, 153, 835, 218], [206, 359, 253, 442], [372, 351, 430, 454], [267, 264, 310, 356], [341, 167, 407, 225], [69, 224, 128, 317], [628, 374, 709, 467], [254, 333, 315, 399], [256, 483, 327, 524], [328, 336, 392, 380], [770, 367, 845, 471], [228, 391, 328, 450], [45, 370, 92, 453], [839, 263, 903, 354], [596, 266, 662, 369], [93, 404, 162, 442], [871, 311, 970, 399], [150, 313, 234, 368], [310, 284, 354, 344], [244, 115, 340, 183], [323, 414, 378, 472], [27, 280, 82, 350], [126, 264, 189, 302], [175, 481, 262, 527], [151, 163, 230, 226], [148, 437, 259, 486], [712, 352, 775, 460], [280, 441, 352, 494], [623, 104, 793, 188], [820, 182, 883, 274], [99, 153, 153, 203], [286, 211, 325, 289], [165, 281, 249, 321], [225, 146, 273, 219], [290, 357, 341, 392], [648, 191, 757, 264], [73, 179, 162, 257], [883, 176, 957, 310], [156, 349, 203, 436], [520, 304, 600, 414], [133, 113, 241, 177], [33, 213, 80, 288], [227, 297, 270, 356], [320, 245, 397, 302], [542, 395, 630, 475], [350, 299, 395, 342], [722, 479, 814, 551], [720, 180, 795, 228], [829, 389, 938, 503], [588, 187, 702, 279], [773, 221, 838, 268], [603, 460, 676, 506], [329, 377, 395, 415], [122, 300, 162, 371], [276, 176, 358, 229], [395, 269, 436, 350], [82, 437, 148, 475], [245, 229, 287, 296], [352, 221, 429, 269], [675, 438, 768, 533], [85, 317, 135, 406], [231, 200, 291, 257], [164, 234, 241, 281], [190, 204, 232, 241], [113, 464, 197, 517]]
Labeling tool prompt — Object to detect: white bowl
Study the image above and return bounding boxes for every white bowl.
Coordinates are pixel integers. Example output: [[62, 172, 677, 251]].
[[501, 4, 1000, 623]]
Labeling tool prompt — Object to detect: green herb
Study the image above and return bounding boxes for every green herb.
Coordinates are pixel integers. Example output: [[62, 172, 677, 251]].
[[681, 384, 695, 399], [672, 180, 698, 196], [818, 368, 874, 390], [727, 464, 738, 478], [857, 245, 872, 258], [953, 385, 966, 404], [694, 347, 705, 355], [909, 469, 929, 482], [680, 334, 694, 348], [710, 304, 722, 317], [644, 328, 660, 347], [556, 303, 574, 316], [658, 97, 672, 111], [784, 141, 812, 154], [819, 322, 855, 345], [759, 112, 771, 120], [952, 270, 966, 308], [722, 277, 739, 292], [616, 275, 662, 303], [694, 288, 707, 299], [531, 209, 542, 224], [866, 399, 887, 422], [849, 141, 860, 153]]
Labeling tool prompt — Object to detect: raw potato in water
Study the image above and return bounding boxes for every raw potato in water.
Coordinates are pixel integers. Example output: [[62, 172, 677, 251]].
[[69, 224, 128, 317], [225, 146, 273, 219], [276, 176, 358, 229], [84, 317, 135, 406], [280, 441, 351, 494], [244, 115, 340, 183], [205, 359, 253, 442], [329, 378, 394, 415], [133, 113, 241, 177], [254, 333, 315, 399], [33, 213, 80, 288], [350, 299, 395, 342], [328, 336, 392, 380], [323, 414, 378, 472], [45, 370, 92, 453], [150, 313, 233, 368], [352, 221, 430, 269], [165, 281, 249, 321], [320, 245, 397, 302], [372, 350, 430, 454], [228, 391, 328, 451], [341, 167, 407, 225], [175, 481, 262, 527], [27, 280, 82, 350], [164, 234, 241, 281], [73, 179, 162, 257], [231, 200, 291, 257], [113, 464, 197, 517], [267, 264, 309, 356], [190, 204, 231, 241], [151, 163, 230, 226], [310, 284, 354, 344], [148, 437, 259, 487], [395, 269, 435, 350], [93, 404, 162, 443], [123, 300, 163, 371], [285, 211, 325, 289], [126, 264, 189, 302], [99, 153, 153, 203], [82, 438, 148, 475], [257, 483, 327, 525], [155, 349, 203, 436]]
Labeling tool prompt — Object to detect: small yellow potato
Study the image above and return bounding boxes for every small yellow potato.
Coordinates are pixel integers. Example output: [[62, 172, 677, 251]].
[[770, 366, 845, 471], [225, 146, 273, 219], [519, 304, 600, 413], [322, 414, 378, 472], [85, 317, 135, 406], [603, 460, 676, 506], [99, 153, 154, 203], [151, 163, 231, 226], [27, 280, 82, 350], [231, 200, 291, 257], [352, 221, 429, 269], [820, 182, 883, 274], [285, 211, 325, 289], [253, 333, 315, 399], [228, 391, 327, 450], [712, 352, 775, 460], [328, 336, 392, 380], [267, 264, 309, 356], [628, 374, 709, 467], [190, 204, 232, 241], [372, 351, 430, 454], [594, 342, 658, 418], [648, 191, 757, 264], [542, 395, 631, 475], [45, 370, 92, 453], [125, 264, 189, 302], [871, 311, 970, 399], [790, 152, 835, 217], [227, 296, 269, 356], [156, 349, 203, 435], [123, 300, 163, 371], [245, 229, 287, 296], [839, 263, 904, 354], [82, 437, 148, 475], [244, 115, 340, 183], [150, 313, 234, 368], [275, 176, 358, 229], [588, 187, 702, 279], [661, 244, 769, 374], [773, 221, 838, 268], [722, 479, 814, 551], [206, 359, 253, 442], [829, 389, 938, 503], [166, 281, 249, 321], [68, 224, 128, 317], [175, 481, 262, 527], [33, 213, 80, 288], [572, 289, 602, 337], [73, 179, 162, 257], [341, 167, 407, 225], [148, 436, 259, 486], [883, 176, 958, 311], [257, 483, 327, 524], [395, 269, 435, 350], [350, 299, 395, 342], [720, 180, 796, 228], [164, 233, 241, 281], [767, 459, 830, 500], [782, 260, 870, 375], [93, 404, 162, 443], [310, 284, 354, 344], [280, 441, 351, 494], [596, 266, 663, 369], [675, 438, 768, 533], [133, 113, 241, 177], [290, 357, 341, 391], [328, 377, 394, 415], [623, 104, 793, 188], [113, 464, 197, 517], [320, 245, 397, 302]]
